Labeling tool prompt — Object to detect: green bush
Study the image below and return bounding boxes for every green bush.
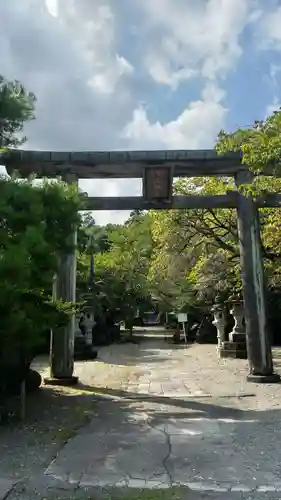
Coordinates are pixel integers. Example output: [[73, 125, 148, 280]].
[[0, 177, 82, 395]]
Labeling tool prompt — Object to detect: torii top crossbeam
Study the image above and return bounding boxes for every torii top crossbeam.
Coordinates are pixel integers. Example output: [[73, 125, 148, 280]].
[[1, 149, 243, 178]]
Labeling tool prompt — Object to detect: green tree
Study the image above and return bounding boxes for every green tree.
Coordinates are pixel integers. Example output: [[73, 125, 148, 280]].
[[0, 75, 88, 400], [0, 177, 82, 382], [78, 213, 153, 331], [146, 109, 281, 311], [98, 214, 152, 327], [216, 107, 281, 294], [148, 177, 240, 309], [216, 108, 281, 174], [149, 174, 281, 311], [77, 214, 110, 254], [0, 75, 36, 148]]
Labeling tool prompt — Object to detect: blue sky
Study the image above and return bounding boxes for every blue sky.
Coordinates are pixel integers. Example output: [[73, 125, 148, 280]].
[[0, 0, 281, 224]]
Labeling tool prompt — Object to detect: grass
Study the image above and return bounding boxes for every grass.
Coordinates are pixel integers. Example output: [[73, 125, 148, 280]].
[[97, 488, 186, 500], [8, 487, 189, 500], [28, 487, 189, 500]]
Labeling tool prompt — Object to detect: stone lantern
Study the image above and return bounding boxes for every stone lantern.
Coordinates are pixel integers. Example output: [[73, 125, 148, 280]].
[[229, 301, 245, 342], [84, 312, 95, 346], [211, 303, 226, 354], [221, 297, 247, 359]]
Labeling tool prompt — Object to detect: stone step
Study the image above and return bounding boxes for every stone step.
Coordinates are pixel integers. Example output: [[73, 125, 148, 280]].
[[74, 350, 98, 361], [229, 333, 246, 343], [222, 341, 247, 351], [219, 348, 247, 359], [75, 336, 87, 348]]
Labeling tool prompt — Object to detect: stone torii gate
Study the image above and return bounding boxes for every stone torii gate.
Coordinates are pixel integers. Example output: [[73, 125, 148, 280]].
[[3, 149, 281, 384]]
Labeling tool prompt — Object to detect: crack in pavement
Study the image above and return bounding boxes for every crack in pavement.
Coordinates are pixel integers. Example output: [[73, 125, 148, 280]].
[[147, 417, 173, 485]]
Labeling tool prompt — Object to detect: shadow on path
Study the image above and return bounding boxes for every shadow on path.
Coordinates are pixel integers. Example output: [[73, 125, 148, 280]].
[[2, 370, 281, 491], [76, 382, 258, 419], [40, 381, 281, 490]]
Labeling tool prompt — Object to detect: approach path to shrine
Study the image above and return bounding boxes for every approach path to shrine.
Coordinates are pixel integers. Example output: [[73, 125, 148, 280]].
[[4, 329, 281, 499]]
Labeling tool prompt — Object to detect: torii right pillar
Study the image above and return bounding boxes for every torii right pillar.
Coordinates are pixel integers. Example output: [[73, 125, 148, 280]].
[[235, 170, 280, 382]]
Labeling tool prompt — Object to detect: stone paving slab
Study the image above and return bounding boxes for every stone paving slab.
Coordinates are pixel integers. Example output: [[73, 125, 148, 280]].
[[43, 395, 281, 493], [64, 339, 281, 411]]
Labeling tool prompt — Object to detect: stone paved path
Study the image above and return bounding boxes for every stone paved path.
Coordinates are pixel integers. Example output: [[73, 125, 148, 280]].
[[42, 333, 281, 493], [4, 330, 281, 499]]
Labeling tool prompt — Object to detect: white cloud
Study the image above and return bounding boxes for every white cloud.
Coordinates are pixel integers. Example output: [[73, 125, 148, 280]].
[[0, 0, 252, 225], [0, 0, 135, 152], [266, 96, 281, 116], [123, 83, 227, 149], [269, 64, 281, 88], [137, 0, 254, 88], [262, 60, 281, 118], [45, 0, 58, 18], [265, 64, 281, 117], [259, 5, 281, 50], [88, 55, 134, 95]]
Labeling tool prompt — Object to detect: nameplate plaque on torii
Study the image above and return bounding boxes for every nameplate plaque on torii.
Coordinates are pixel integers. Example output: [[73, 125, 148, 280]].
[[143, 166, 173, 203]]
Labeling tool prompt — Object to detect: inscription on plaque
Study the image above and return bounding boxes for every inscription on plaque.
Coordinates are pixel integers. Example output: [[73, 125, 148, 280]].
[[143, 167, 173, 202]]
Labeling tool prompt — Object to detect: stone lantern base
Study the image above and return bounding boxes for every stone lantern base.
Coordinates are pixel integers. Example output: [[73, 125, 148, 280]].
[[229, 332, 246, 343], [219, 339, 247, 359]]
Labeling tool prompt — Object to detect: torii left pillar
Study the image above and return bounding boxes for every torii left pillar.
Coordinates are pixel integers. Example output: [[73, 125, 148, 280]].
[[44, 173, 78, 386]]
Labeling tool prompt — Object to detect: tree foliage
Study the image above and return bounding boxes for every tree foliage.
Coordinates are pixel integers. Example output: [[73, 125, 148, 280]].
[[77, 211, 153, 326], [0, 177, 82, 366], [216, 108, 281, 174], [148, 177, 241, 307], [0, 75, 36, 148]]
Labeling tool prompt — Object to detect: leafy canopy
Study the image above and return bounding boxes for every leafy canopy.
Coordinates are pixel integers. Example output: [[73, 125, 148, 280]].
[[0, 177, 82, 359], [216, 107, 281, 174], [0, 75, 36, 148]]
